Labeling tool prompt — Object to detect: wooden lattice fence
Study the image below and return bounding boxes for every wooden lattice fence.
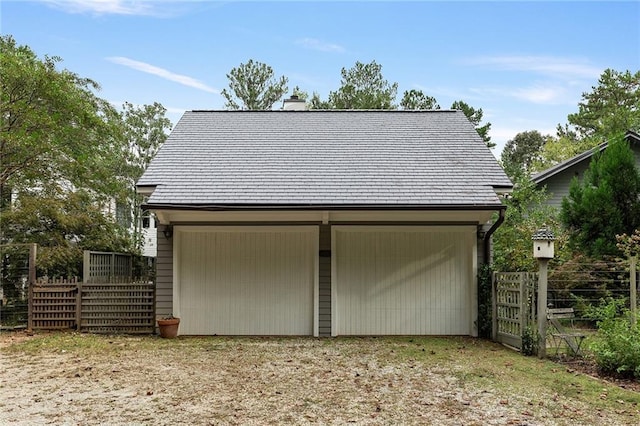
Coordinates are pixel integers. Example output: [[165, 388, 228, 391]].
[[83, 251, 133, 283], [80, 280, 155, 334], [492, 272, 537, 350], [29, 279, 155, 333], [28, 251, 155, 334], [29, 277, 79, 330]]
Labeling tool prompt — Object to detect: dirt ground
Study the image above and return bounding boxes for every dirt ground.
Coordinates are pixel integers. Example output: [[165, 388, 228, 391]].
[[0, 332, 638, 425]]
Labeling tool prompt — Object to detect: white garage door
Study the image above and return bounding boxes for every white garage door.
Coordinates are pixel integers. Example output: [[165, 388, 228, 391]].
[[176, 226, 317, 335], [333, 226, 475, 335]]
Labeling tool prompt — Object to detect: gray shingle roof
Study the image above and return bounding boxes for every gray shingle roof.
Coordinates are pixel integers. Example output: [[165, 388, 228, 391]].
[[138, 110, 512, 207]]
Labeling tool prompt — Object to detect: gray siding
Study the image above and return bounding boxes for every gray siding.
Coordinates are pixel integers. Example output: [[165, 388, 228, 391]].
[[156, 226, 173, 319], [541, 161, 591, 209], [319, 225, 331, 336], [537, 142, 640, 210]]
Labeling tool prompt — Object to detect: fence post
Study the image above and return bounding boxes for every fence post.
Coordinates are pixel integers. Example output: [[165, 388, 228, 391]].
[[27, 243, 37, 331], [76, 280, 83, 331], [518, 273, 525, 345], [491, 272, 497, 341], [83, 250, 91, 284], [27, 282, 33, 332], [110, 252, 115, 282], [28, 243, 37, 287], [631, 255, 637, 325], [537, 259, 549, 359]]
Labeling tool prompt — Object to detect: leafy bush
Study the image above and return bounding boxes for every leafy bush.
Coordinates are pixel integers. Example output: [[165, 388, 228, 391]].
[[476, 264, 492, 339], [0, 299, 28, 326], [521, 325, 538, 356], [585, 298, 640, 379]]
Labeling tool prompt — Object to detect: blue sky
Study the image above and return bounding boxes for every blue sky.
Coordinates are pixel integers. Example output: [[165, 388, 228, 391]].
[[2, 0, 639, 156]]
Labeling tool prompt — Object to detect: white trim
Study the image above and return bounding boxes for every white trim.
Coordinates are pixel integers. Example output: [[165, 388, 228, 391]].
[[313, 229, 320, 337], [330, 226, 337, 337], [172, 231, 180, 320], [156, 211, 169, 225], [148, 209, 496, 225], [332, 225, 474, 233], [471, 234, 478, 337], [176, 225, 318, 234], [136, 186, 155, 196]]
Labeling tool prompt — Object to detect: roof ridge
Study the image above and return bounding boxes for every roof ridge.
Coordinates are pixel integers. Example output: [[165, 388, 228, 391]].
[[189, 109, 461, 113]]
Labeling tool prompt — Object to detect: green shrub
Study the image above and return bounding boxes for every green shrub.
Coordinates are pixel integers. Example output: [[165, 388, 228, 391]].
[[521, 325, 538, 356], [476, 264, 493, 339], [586, 298, 640, 379]]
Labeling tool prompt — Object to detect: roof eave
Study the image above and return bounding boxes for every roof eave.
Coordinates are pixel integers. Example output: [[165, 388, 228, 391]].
[[136, 185, 156, 196], [141, 203, 507, 212], [531, 143, 607, 184]]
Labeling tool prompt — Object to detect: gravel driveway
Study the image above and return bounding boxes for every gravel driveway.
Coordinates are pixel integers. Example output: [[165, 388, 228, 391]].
[[0, 333, 637, 425]]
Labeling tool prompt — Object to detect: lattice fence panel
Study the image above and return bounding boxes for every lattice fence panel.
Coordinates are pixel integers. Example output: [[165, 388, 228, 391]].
[[29, 278, 79, 330], [80, 281, 155, 334], [84, 251, 133, 283], [494, 272, 537, 349]]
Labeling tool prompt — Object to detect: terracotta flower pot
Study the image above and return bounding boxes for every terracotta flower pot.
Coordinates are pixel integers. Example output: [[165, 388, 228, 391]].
[[157, 317, 180, 338]]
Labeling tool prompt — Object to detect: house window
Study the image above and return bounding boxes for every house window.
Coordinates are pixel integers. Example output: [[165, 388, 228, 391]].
[[141, 213, 156, 229]]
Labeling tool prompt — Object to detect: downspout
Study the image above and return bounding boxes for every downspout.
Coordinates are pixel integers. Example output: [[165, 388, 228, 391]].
[[483, 208, 506, 264]]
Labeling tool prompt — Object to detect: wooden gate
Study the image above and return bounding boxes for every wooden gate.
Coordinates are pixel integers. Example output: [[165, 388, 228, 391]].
[[493, 272, 537, 349]]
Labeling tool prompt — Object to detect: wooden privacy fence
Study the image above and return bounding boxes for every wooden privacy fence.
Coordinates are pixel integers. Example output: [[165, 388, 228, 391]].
[[29, 279, 155, 333]]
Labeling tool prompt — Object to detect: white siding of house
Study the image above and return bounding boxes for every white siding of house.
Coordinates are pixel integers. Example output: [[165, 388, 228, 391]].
[[141, 215, 158, 257], [174, 226, 318, 336], [332, 226, 476, 336]]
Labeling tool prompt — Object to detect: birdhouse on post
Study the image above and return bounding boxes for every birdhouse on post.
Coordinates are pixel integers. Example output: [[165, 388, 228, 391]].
[[532, 225, 555, 358], [532, 226, 555, 259]]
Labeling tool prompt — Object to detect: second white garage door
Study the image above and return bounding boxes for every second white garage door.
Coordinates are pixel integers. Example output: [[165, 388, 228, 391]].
[[333, 226, 475, 336], [176, 226, 317, 335]]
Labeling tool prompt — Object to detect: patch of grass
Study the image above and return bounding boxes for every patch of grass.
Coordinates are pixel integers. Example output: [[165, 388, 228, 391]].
[[2, 332, 117, 354], [351, 336, 640, 415], [3, 332, 639, 416]]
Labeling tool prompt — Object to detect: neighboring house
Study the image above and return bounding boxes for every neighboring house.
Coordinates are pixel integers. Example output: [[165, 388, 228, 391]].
[[109, 198, 158, 257], [532, 131, 640, 209], [140, 211, 158, 257], [137, 110, 512, 337]]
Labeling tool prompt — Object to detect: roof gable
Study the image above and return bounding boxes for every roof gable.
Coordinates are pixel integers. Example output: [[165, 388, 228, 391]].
[[138, 110, 512, 208], [532, 130, 640, 184]]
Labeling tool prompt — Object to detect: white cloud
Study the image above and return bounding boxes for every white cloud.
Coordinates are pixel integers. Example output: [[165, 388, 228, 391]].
[[469, 84, 573, 105], [511, 85, 566, 104], [107, 57, 219, 94], [296, 38, 346, 53], [464, 55, 602, 80], [40, 0, 164, 16]]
